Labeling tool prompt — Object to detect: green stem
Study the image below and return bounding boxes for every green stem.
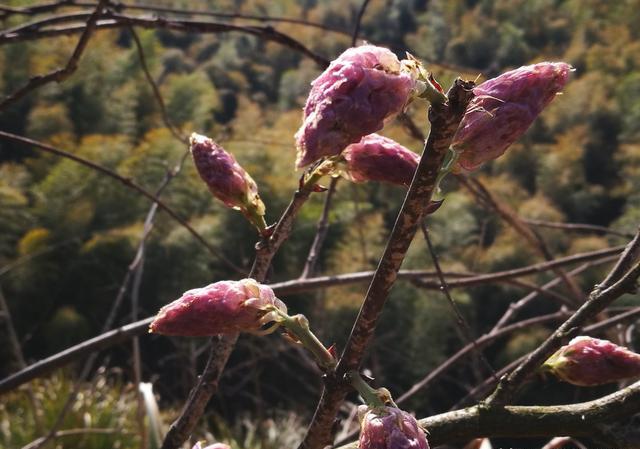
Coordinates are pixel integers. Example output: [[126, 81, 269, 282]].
[[434, 147, 460, 195], [278, 312, 336, 370], [347, 371, 385, 407]]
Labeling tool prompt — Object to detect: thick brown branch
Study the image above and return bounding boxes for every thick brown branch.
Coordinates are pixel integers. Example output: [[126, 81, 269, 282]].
[[418, 380, 640, 447], [299, 79, 475, 449]]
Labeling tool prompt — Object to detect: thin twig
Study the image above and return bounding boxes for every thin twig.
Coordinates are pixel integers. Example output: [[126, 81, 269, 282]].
[[0, 131, 240, 272], [0, 286, 44, 432], [460, 176, 586, 305], [491, 256, 617, 332], [487, 228, 640, 405], [0, 13, 331, 69], [421, 222, 496, 379], [128, 25, 186, 143], [0, 244, 621, 396], [0, 0, 108, 111], [523, 218, 634, 239], [351, 0, 371, 46], [300, 177, 339, 279]]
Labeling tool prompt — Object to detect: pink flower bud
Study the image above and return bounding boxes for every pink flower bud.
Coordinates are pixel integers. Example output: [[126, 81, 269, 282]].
[[192, 443, 230, 449], [339, 134, 419, 187], [149, 279, 286, 337], [543, 336, 640, 386], [295, 45, 415, 168], [452, 62, 572, 171], [358, 406, 430, 449], [190, 133, 266, 229]]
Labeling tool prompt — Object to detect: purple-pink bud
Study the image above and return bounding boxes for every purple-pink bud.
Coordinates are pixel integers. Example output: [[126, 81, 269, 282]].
[[190, 133, 266, 227], [452, 62, 572, 171], [192, 443, 230, 449], [358, 406, 430, 449], [543, 336, 640, 386], [149, 279, 286, 337], [295, 45, 415, 168], [340, 134, 419, 187]]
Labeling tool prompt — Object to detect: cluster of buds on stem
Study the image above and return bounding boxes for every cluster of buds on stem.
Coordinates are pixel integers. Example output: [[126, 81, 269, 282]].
[[542, 336, 640, 386], [190, 133, 267, 232], [452, 62, 572, 171], [295, 45, 416, 168]]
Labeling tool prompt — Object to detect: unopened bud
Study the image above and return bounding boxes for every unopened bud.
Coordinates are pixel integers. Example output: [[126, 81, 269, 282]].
[[295, 45, 415, 168], [543, 336, 640, 386], [149, 279, 286, 337], [190, 133, 267, 230], [358, 405, 430, 449], [452, 62, 572, 171], [338, 134, 419, 187], [192, 442, 231, 449]]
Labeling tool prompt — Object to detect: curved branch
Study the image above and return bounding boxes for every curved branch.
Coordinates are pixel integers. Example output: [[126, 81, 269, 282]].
[[0, 131, 240, 272], [419, 380, 640, 447], [0, 13, 331, 68]]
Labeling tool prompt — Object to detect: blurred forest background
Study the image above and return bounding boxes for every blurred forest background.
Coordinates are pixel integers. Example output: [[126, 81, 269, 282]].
[[1, 0, 640, 448]]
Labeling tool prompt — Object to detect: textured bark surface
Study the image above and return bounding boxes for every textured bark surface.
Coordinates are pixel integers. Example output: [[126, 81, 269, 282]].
[[298, 79, 475, 449]]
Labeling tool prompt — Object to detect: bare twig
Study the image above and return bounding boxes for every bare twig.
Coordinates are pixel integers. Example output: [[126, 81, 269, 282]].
[[0, 244, 621, 396], [421, 221, 496, 379], [22, 427, 134, 449], [0, 131, 240, 272], [460, 176, 586, 304], [0, 13, 331, 69], [0, 286, 44, 432], [128, 26, 186, 143], [300, 177, 339, 279], [487, 229, 640, 405], [491, 256, 618, 332], [454, 305, 640, 410], [0, 0, 108, 111], [351, 0, 371, 46], [523, 218, 634, 239]]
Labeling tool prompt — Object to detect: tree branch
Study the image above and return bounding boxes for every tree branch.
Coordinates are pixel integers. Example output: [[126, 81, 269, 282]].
[[300, 177, 339, 279], [160, 174, 323, 449], [0, 0, 108, 111], [0, 130, 240, 272], [487, 228, 640, 405], [299, 79, 475, 449]]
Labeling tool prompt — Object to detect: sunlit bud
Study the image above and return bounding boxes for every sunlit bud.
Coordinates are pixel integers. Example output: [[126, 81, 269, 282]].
[[295, 45, 415, 168], [149, 279, 287, 337], [543, 336, 640, 386], [190, 133, 267, 230], [339, 134, 419, 187], [192, 443, 231, 449], [358, 405, 430, 449], [452, 62, 572, 171]]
